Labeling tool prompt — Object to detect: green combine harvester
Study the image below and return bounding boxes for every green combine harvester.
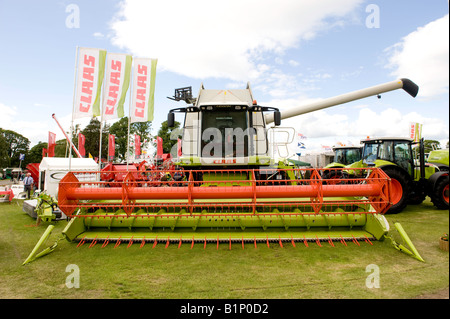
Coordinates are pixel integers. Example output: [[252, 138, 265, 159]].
[[24, 78, 427, 264]]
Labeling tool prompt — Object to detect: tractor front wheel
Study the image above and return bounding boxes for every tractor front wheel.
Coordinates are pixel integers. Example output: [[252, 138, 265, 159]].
[[383, 167, 410, 214], [431, 177, 449, 210]]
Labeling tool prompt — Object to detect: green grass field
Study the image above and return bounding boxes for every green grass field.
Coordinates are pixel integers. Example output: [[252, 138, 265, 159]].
[[0, 197, 448, 299]]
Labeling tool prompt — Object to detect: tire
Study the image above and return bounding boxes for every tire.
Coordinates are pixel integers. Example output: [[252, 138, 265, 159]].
[[382, 167, 411, 214], [430, 177, 449, 210]]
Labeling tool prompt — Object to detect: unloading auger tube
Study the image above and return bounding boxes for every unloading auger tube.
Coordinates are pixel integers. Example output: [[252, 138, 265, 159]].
[[265, 78, 419, 124]]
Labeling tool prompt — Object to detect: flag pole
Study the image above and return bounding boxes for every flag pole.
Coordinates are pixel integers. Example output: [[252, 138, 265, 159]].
[[107, 134, 110, 163], [126, 60, 134, 171], [69, 46, 79, 172], [98, 80, 106, 173]]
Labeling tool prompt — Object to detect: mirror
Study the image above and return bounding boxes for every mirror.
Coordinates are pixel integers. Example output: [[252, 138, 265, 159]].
[[167, 112, 175, 127], [274, 111, 281, 126]]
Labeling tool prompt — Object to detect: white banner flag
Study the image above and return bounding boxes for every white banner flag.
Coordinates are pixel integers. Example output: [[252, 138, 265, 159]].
[[73, 47, 106, 119], [409, 122, 423, 142], [102, 53, 132, 121], [130, 58, 157, 123]]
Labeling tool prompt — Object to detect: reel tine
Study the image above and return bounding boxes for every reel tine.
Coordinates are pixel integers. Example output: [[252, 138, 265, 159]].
[[352, 234, 360, 246], [89, 235, 98, 248], [77, 236, 86, 247], [328, 235, 335, 247], [114, 236, 122, 248], [127, 236, 134, 248], [340, 234, 348, 246], [140, 236, 146, 248], [315, 235, 322, 247], [102, 236, 110, 248], [165, 236, 170, 249]]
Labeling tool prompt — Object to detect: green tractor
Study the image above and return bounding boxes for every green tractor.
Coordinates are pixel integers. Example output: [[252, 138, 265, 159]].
[[345, 137, 449, 214], [322, 145, 362, 180]]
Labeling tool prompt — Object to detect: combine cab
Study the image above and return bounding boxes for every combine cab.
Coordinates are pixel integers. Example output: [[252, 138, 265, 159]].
[[24, 79, 427, 264]]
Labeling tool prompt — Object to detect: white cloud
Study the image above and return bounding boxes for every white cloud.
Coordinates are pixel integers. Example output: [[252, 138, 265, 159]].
[[109, 0, 363, 81], [0, 103, 17, 126], [0, 102, 94, 148], [385, 14, 449, 98], [93, 32, 105, 38]]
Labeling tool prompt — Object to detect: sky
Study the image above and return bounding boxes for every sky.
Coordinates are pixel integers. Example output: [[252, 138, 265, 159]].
[[0, 0, 448, 157]]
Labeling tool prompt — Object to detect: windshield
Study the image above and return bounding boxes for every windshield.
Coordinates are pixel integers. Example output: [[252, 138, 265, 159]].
[[335, 148, 362, 165], [362, 143, 378, 164], [201, 110, 249, 158]]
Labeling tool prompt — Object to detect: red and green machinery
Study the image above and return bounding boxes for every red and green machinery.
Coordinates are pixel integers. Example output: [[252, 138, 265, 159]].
[[24, 79, 427, 264], [329, 137, 449, 214]]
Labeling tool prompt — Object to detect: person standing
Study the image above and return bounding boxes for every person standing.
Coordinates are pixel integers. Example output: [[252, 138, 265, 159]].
[[23, 173, 34, 199]]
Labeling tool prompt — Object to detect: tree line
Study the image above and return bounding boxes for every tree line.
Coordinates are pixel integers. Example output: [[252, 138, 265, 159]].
[[0, 117, 181, 169]]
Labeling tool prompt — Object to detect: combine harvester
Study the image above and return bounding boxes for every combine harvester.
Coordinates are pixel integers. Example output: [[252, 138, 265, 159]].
[[24, 79, 425, 264]]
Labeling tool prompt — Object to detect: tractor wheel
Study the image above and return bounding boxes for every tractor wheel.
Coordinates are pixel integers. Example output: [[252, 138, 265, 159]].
[[382, 167, 411, 214], [430, 177, 449, 210]]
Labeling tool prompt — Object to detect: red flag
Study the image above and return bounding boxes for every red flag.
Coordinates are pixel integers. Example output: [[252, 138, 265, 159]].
[[108, 134, 115, 161], [156, 136, 163, 157], [135, 134, 141, 157], [42, 148, 47, 158], [177, 138, 182, 157], [78, 133, 86, 158], [48, 132, 56, 157]]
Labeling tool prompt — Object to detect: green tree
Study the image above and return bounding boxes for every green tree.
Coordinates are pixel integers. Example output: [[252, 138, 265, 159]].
[[27, 141, 47, 164], [109, 117, 129, 162], [157, 120, 181, 154], [424, 139, 441, 154], [109, 117, 153, 161], [79, 118, 110, 160], [0, 128, 30, 167], [0, 131, 9, 168]]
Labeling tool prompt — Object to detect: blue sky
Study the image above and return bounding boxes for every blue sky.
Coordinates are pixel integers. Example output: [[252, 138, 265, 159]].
[[0, 0, 448, 155]]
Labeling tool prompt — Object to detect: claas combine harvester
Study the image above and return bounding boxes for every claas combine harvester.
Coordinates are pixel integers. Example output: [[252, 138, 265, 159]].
[[24, 78, 427, 265]]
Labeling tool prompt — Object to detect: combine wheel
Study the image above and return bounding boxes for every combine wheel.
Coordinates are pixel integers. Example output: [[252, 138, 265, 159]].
[[382, 167, 410, 214], [430, 177, 449, 210]]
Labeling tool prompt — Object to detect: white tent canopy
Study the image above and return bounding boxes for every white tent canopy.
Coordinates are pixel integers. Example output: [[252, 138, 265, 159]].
[[38, 157, 98, 197]]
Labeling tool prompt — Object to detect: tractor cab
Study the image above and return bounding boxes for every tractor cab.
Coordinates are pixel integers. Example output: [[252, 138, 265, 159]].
[[322, 145, 362, 179], [330, 145, 362, 166], [361, 137, 414, 176]]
